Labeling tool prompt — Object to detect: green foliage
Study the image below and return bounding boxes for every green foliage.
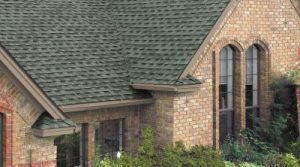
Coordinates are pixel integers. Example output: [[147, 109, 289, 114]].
[[224, 161, 263, 167], [288, 67, 300, 83], [221, 139, 250, 163], [222, 75, 300, 166], [94, 125, 225, 167], [288, 140, 300, 160], [94, 125, 156, 167], [265, 153, 299, 167], [136, 125, 156, 167], [161, 141, 225, 167], [241, 116, 287, 151], [221, 138, 277, 165]]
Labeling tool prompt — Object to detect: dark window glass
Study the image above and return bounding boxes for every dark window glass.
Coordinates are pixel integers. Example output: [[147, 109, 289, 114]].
[[95, 119, 125, 155], [219, 46, 234, 145], [246, 45, 259, 129], [246, 108, 260, 129]]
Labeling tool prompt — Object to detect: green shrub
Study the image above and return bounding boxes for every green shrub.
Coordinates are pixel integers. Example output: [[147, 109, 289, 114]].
[[161, 141, 225, 167], [93, 125, 156, 167], [137, 125, 156, 166], [160, 142, 185, 167], [189, 145, 225, 167], [221, 138, 277, 165], [221, 139, 251, 163], [289, 140, 300, 160], [265, 153, 299, 167]]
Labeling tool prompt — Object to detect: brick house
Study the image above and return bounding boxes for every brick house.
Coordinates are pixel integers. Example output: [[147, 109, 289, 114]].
[[0, 0, 299, 166]]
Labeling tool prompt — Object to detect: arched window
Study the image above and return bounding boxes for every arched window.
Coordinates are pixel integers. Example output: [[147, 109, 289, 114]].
[[219, 46, 234, 144], [246, 45, 260, 128]]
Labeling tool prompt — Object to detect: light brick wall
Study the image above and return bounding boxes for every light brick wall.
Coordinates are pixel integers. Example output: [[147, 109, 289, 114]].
[[189, 0, 300, 147], [0, 71, 57, 167], [141, 92, 175, 147], [143, 0, 300, 149], [141, 91, 213, 148]]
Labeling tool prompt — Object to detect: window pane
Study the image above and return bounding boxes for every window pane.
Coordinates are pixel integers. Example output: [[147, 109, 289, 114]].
[[220, 47, 227, 60], [220, 59, 228, 77], [246, 45, 260, 129], [220, 76, 228, 84], [246, 74, 253, 85], [219, 110, 234, 145], [219, 46, 233, 110], [219, 92, 228, 109], [219, 46, 234, 145], [227, 46, 233, 60], [95, 119, 125, 155], [246, 108, 259, 129], [247, 58, 253, 75], [246, 85, 253, 106]]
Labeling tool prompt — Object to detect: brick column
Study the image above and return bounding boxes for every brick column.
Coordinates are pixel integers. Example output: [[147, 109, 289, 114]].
[[233, 50, 246, 135], [295, 81, 300, 135], [87, 123, 95, 167]]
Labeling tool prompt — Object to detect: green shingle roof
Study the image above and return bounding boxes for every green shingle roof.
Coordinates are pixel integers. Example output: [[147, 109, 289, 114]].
[[32, 112, 76, 130], [114, 0, 230, 84], [0, 0, 229, 106]]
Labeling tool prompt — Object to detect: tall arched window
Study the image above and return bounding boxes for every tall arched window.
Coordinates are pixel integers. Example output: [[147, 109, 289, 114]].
[[219, 46, 234, 144], [246, 45, 260, 128]]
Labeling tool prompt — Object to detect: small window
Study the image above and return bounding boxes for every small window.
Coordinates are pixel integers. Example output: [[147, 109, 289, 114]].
[[219, 46, 234, 144], [246, 45, 260, 129], [95, 119, 125, 155]]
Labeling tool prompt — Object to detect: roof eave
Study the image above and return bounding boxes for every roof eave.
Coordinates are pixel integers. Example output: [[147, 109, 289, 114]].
[[60, 98, 155, 113], [31, 126, 79, 137], [131, 84, 201, 93]]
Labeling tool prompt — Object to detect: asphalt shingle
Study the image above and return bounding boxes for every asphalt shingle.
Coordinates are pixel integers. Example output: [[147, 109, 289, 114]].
[[0, 0, 229, 106]]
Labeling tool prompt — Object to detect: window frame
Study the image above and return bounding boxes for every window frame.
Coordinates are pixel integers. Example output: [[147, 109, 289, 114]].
[[95, 119, 125, 156], [219, 46, 235, 144], [245, 45, 261, 129]]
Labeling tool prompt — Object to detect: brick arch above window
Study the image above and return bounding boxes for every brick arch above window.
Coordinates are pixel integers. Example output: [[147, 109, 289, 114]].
[[213, 39, 244, 55], [244, 38, 271, 56]]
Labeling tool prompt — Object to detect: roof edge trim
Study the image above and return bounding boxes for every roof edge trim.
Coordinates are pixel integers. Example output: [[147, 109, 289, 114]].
[[179, 0, 240, 78], [131, 84, 201, 92], [32, 126, 78, 137], [61, 98, 155, 113], [0, 46, 65, 119]]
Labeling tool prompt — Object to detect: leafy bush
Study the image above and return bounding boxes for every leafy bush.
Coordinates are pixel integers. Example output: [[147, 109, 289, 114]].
[[137, 125, 156, 167], [288, 140, 300, 160], [94, 125, 155, 167], [221, 75, 299, 165], [224, 161, 263, 167], [161, 141, 225, 167], [94, 125, 226, 167], [265, 153, 299, 167], [221, 138, 277, 165]]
